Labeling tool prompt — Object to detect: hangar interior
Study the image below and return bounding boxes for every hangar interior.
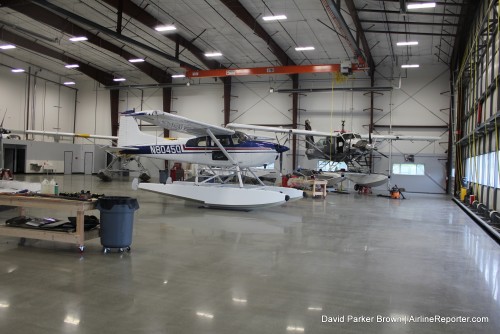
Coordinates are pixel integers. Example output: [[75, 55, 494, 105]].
[[0, 1, 499, 333]]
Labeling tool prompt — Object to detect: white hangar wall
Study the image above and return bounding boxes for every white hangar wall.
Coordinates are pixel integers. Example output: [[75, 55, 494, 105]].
[[0, 63, 452, 193]]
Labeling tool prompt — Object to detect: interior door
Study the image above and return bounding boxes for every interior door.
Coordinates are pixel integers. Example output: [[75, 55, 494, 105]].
[[84, 152, 93, 175], [64, 151, 73, 174]]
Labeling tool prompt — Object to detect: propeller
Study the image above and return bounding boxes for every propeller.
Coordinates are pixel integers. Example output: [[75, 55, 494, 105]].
[[274, 133, 290, 175], [0, 109, 10, 135]]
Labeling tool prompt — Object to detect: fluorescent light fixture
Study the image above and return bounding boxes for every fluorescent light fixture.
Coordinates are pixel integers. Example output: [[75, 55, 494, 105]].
[[11, 68, 25, 73], [401, 64, 420, 68], [0, 302, 9, 308], [65, 64, 79, 68], [295, 46, 315, 51], [0, 44, 16, 50], [171, 74, 185, 78], [407, 2, 436, 9], [129, 58, 145, 63], [69, 36, 88, 42], [113, 77, 126, 82], [63, 81, 76, 85], [155, 25, 176, 32], [397, 41, 418, 46], [262, 15, 287, 21], [205, 52, 222, 57]]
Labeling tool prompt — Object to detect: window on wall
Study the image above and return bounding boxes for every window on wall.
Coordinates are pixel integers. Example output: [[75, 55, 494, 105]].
[[392, 163, 425, 175]]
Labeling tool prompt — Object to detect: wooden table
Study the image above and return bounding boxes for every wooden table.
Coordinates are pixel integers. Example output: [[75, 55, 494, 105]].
[[309, 179, 328, 199], [0, 195, 99, 252]]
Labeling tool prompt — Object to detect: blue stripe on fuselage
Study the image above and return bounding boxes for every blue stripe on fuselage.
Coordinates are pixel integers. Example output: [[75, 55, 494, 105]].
[[119, 140, 287, 155]]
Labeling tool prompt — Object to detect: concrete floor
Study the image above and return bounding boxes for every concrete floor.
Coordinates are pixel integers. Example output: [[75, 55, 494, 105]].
[[0, 174, 499, 333]]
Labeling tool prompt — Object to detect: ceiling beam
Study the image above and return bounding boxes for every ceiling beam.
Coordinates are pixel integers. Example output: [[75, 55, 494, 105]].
[[357, 8, 461, 17], [360, 19, 459, 27], [4, 1, 171, 83], [101, 0, 224, 71], [218, 0, 296, 66], [365, 30, 455, 37], [185, 63, 362, 78], [344, 0, 375, 76], [368, 0, 464, 6], [321, 0, 369, 69], [26, 0, 196, 69], [0, 27, 116, 86]]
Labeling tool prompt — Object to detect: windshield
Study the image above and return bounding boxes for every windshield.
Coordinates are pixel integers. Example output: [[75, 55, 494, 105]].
[[232, 131, 249, 144]]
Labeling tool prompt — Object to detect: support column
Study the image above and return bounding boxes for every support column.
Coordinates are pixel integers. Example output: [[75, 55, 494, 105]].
[[292, 74, 299, 170], [369, 74, 374, 172], [223, 77, 232, 125], [163, 86, 172, 169], [110, 89, 119, 137]]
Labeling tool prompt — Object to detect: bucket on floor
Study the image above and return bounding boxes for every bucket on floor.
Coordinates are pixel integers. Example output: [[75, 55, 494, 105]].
[[97, 196, 139, 252], [460, 187, 467, 201]]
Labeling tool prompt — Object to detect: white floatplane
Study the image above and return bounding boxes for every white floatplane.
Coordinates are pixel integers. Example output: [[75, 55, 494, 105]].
[[226, 122, 441, 190], [119, 110, 304, 209]]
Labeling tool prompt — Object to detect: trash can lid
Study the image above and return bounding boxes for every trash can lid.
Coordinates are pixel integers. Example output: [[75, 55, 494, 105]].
[[97, 196, 139, 210]]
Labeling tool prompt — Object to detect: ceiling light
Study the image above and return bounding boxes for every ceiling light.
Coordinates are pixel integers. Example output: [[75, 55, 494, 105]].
[[155, 25, 176, 32], [69, 36, 88, 42], [129, 58, 145, 63], [113, 78, 126, 82], [401, 64, 420, 68], [295, 46, 315, 51], [262, 15, 287, 21], [11, 68, 25, 73], [0, 44, 16, 50], [205, 52, 222, 57], [171, 74, 185, 78], [397, 41, 418, 46], [63, 81, 76, 85], [65, 64, 79, 68], [407, 2, 436, 9]]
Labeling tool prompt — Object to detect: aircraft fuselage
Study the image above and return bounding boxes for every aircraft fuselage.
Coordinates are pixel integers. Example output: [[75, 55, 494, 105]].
[[119, 135, 281, 168]]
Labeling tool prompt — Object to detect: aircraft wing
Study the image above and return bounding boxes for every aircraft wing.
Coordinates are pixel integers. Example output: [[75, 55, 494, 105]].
[[226, 123, 339, 137], [124, 110, 235, 136], [25, 130, 118, 140], [102, 146, 139, 152], [365, 134, 441, 141]]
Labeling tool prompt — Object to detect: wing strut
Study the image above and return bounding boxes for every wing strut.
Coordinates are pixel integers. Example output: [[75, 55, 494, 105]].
[[205, 129, 244, 188]]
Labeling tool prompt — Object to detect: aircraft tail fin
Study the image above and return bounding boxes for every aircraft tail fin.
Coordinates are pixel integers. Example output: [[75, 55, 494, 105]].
[[117, 115, 160, 147]]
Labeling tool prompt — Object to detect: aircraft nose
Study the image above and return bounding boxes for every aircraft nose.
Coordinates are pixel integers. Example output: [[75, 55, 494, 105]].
[[274, 144, 289, 153]]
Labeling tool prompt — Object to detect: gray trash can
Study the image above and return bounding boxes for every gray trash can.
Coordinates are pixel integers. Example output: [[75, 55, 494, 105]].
[[97, 196, 139, 253]]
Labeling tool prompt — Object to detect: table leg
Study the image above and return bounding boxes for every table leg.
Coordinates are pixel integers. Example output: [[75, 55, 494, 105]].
[[76, 210, 85, 251]]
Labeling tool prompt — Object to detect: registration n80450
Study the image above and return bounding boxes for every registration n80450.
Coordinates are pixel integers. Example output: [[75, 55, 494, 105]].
[[150, 145, 182, 154]]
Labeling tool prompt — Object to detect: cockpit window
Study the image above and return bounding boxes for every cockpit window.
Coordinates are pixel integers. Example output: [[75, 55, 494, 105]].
[[232, 131, 248, 144]]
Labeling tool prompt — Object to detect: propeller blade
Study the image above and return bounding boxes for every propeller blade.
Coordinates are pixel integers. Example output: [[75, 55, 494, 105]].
[[0, 109, 6, 128]]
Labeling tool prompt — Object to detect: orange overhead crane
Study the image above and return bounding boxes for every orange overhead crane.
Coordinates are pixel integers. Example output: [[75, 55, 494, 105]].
[[185, 62, 363, 78]]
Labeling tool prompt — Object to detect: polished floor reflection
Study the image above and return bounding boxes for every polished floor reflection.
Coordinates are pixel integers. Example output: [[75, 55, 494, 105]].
[[0, 175, 499, 333]]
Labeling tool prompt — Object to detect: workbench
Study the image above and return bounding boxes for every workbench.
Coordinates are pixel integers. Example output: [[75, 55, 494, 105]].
[[306, 179, 328, 199], [0, 194, 99, 252]]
